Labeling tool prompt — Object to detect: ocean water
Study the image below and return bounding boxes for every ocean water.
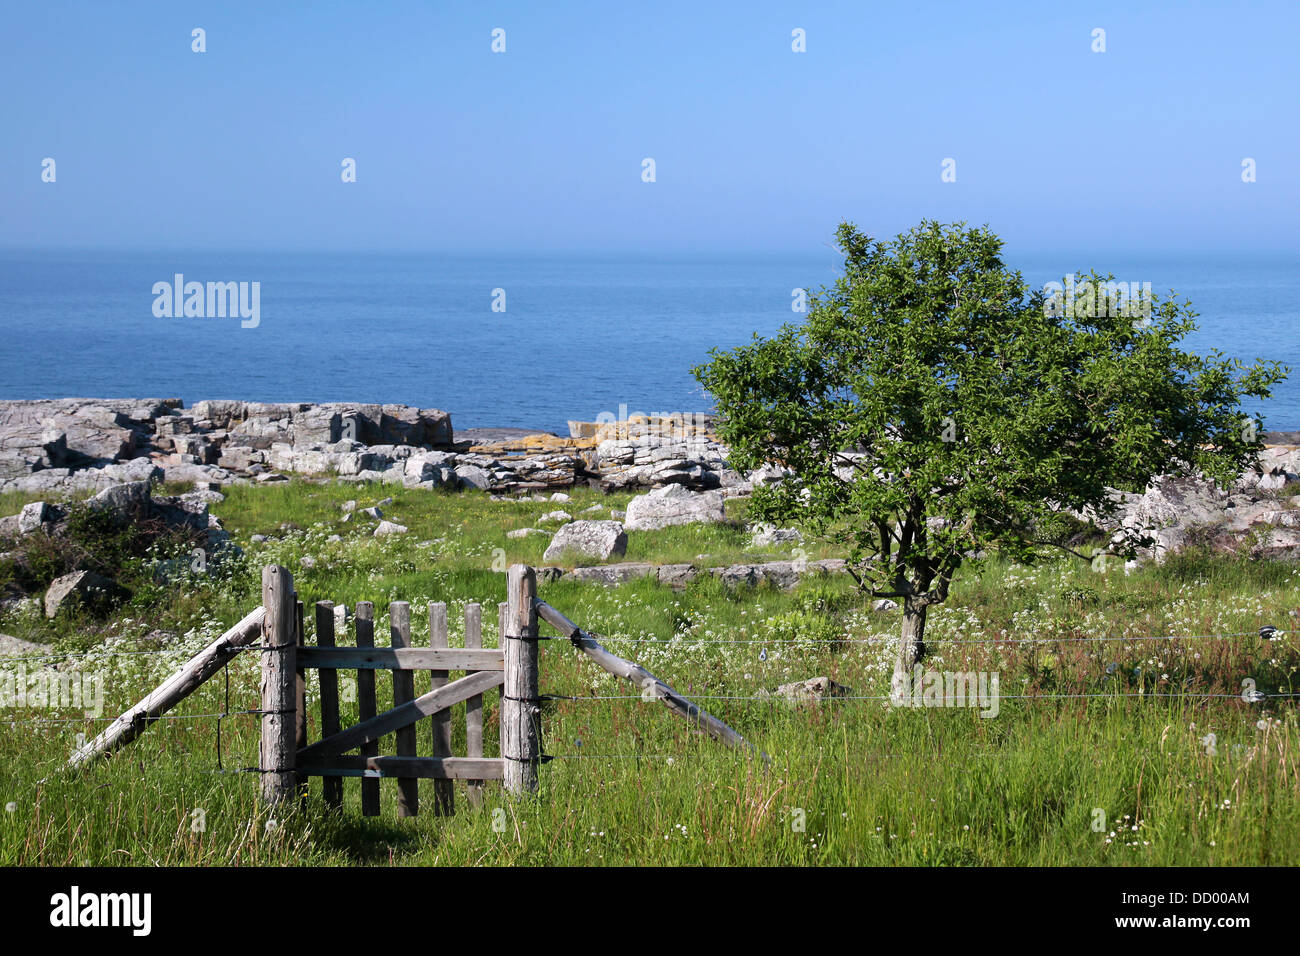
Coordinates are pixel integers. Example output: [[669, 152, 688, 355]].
[[0, 250, 1296, 434]]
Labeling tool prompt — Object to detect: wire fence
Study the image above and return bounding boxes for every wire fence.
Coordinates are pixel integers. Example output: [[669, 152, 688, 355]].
[[2, 622, 1295, 780]]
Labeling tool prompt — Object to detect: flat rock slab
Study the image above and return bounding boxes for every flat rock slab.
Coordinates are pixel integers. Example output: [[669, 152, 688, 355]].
[[624, 484, 726, 531], [0, 633, 52, 658], [544, 520, 628, 563]]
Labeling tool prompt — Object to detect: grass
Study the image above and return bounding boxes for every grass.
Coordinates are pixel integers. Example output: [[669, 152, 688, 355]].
[[1, 477, 1298, 865]]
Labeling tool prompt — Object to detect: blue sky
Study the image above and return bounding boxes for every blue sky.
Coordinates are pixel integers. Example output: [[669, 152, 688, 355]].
[[3, 1, 1296, 256]]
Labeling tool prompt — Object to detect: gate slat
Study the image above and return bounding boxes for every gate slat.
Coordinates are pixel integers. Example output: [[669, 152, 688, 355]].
[[355, 601, 380, 817], [315, 601, 342, 810], [464, 603, 484, 808], [430, 602, 454, 815]]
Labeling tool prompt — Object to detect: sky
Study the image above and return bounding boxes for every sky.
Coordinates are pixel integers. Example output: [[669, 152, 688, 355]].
[[2, 0, 1297, 257]]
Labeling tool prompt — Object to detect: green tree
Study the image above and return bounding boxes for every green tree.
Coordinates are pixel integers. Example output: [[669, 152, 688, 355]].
[[694, 220, 1287, 691]]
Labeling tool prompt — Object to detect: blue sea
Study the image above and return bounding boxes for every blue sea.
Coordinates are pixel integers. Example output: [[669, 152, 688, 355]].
[[1, 250, 1297, 434]]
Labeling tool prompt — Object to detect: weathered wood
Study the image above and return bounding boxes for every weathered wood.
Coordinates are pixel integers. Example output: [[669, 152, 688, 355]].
[[498, 601, 507, 773], [355, 601, 380, 816], [464, 602, 485, 808], [294, 597, 308, 805], [390, 601, 418, 817], [535, 599, 768, 762], [429, 601, 453, 815], [296, 647, 503, 671], [67, 606, 265, 769], [260, 566, 298, 805], [315, 601, 342, 810], [297, 670, 505, 760], [502, 566, 541, 796], [298, 756, 505, 781]]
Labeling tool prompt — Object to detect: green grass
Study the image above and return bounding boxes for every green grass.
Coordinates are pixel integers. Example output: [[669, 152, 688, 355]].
[[2, 477, 1298, 865]]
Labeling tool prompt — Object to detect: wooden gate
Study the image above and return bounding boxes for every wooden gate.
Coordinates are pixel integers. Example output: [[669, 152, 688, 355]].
[[259, 564, 542, 814]]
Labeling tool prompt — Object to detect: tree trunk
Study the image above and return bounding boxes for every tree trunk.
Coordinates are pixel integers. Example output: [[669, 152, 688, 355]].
[[891, 598, 929, 699]]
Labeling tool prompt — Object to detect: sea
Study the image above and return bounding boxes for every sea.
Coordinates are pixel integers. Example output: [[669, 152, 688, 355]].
[[1, 249, 1297, 435]]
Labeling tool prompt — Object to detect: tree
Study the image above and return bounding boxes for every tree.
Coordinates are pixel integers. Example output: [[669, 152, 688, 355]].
[[694, 220, 1287, 693]]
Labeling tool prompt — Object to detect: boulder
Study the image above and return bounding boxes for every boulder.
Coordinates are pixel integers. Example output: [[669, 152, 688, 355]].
[[373, 520, 409, 537], [543, 520, 628, 562], [624, 484, 726, 531], [455, 464, 492, 491], [749, 525, 803, 548], [568, 562, 654, 585], [775, 676, 854, 703], [44, 570, 130, 618]]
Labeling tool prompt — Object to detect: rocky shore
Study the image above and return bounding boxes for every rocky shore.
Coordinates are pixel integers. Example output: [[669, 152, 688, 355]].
[[4, 398, 1300, 576], [0, 399, 746, 497]]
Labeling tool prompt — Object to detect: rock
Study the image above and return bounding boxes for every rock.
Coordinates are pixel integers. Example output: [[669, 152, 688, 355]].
[[507, 528, 548, 539], [624, 484, 726, 531], [455, 464, 492, 490], [300, 556, 317, 570], [44, 570, 130, 618], [341, 500, 357, 514], [1116, 474, 1231, 563], [251, 534, 267, 543], [326, 534, 342, 543], [656, 563, 698, 588], [0, 632, 51, 657], [872, 599, 899, 611], [378, 496, 393, 506], [543, 520, 628, 562], [749, 524, 803, 548], [373, 520, 409, 536], [535, 566, 566, 584], [569, 562, 655, 585], [550, 492, 571, 502], [538, 510, 572, 525], [87, 480, 153, 521], [581, 504, 605, 514], [361, 506, 383, 520], [17, 502, 54, 534], [775, 676, 853, 703], [256, 472, 289, 483], [333, 604, 351, 630]]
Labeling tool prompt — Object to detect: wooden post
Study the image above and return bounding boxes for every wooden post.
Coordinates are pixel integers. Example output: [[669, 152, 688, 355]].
[[390, 601, 418, 817], [260, 565, 298, 806], [502, 566, 541, 796], [355, 601, 380, 817], [463, 603, 484, 809], [315, 601, 342, 810], [497, 601, 507, 782], [294, 598, 308, 806], [429, 602, 454, 815]]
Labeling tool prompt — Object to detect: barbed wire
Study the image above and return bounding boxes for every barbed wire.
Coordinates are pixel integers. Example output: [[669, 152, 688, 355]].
[[538, 690, 1299, 702], [0, 645, 260, 664], [561, 628, 1280, 647], [0, 625, 1285, 665]]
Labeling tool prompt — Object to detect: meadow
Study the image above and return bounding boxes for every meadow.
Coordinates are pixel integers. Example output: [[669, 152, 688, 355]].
[[1, 479, 1297, 866]]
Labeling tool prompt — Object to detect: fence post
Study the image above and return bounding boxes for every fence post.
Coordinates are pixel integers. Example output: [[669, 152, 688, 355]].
[[260, 565, 298, 806], [502, 565, 540, 796]]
